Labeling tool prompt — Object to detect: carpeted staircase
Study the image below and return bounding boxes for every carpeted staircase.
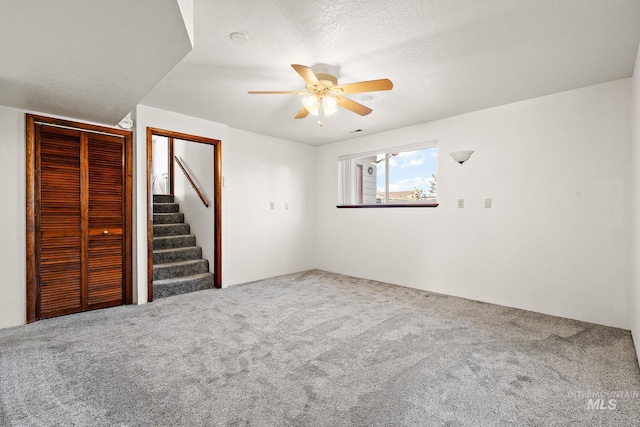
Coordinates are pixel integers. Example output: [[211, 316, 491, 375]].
[[152, 194, 214, 299]]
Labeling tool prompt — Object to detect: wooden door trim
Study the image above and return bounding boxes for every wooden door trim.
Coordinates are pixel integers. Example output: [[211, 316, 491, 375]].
[[146, 127, 222, 303], [26, 115, 36, 323], [26, 114, 133, 323]]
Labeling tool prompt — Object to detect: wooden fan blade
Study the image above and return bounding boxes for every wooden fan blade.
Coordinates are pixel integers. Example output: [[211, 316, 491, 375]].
[[295, 106, 310, 119], [291, 64, 320, 86], [336, 96, 372, 116], [248, 91, 307, 95], [333, 79, 393, 95]]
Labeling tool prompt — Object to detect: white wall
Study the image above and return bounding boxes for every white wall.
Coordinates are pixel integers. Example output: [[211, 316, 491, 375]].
[[135, 105, 315, 299], [315, 79, 632, 329], [3, 77, 633, 332], [0, 103, 317, 328], [631, 43, 640, 357], [151, 136, 169, 194], [0, 105, 132, 328], [224, 128, 316, 285], [173, 138, 215, 269], [0, 105, 27, 328]]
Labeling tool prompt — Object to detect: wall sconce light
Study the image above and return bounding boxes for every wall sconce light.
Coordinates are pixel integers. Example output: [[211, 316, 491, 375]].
[[450, 150, 474, 164]]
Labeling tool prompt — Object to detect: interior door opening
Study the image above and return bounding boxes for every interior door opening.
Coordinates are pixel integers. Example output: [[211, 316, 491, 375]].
[[147, 128, 222, 302]]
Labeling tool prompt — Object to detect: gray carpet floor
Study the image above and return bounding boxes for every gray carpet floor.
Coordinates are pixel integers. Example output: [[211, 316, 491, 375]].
[[1, 270, 639, 426]]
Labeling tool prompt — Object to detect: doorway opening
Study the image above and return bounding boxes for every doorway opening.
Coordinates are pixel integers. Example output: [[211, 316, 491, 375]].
[[146, 128, 222, 302]]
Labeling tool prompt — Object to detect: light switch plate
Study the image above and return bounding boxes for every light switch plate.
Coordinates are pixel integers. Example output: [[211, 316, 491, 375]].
[[485, 198, 492, 208], [457, 199, 464, 208]]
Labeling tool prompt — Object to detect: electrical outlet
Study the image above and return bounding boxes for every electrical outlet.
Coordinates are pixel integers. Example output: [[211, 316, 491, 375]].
[[457, 199, 464, 208], [270, 202, 275, 209], [285, 202, 289, 210], [485, 198, 492, 208]]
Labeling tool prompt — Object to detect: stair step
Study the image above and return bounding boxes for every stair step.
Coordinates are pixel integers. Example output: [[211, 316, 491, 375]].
[[153, 273, 215, 299], [154, 246, 202, 264], [151, 196, 212, 299], [153, 235, 197, 250], [153, 223, 190, 237], [153, 194, 174, 204], [153, 203, 179, 213], [153, 259, 209, 280], [153, 212, 184, 224]]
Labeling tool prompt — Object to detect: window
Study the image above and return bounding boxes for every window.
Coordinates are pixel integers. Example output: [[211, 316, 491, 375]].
[[337, 141, 438, 207]]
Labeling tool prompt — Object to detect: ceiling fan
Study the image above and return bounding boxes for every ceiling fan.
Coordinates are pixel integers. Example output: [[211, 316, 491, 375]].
[[248, 64, 393, 126]]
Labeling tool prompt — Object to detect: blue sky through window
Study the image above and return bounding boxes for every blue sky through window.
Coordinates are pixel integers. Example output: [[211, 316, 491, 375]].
[[376, 148, 437, 193]]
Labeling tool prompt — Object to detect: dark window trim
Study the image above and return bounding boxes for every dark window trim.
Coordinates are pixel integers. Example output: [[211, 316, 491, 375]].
[[336, 203, 439, 209]]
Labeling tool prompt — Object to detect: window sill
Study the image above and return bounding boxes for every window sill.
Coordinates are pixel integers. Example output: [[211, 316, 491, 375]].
[[336, 203, 439, 209]]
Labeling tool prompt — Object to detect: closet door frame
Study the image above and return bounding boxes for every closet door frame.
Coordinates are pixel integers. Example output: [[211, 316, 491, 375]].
[[26, 114, 133, 323]]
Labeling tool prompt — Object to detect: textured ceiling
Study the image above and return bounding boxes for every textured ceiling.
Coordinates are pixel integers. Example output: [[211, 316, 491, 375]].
[[1, 1, 640, 145], [141, 0, 640, 145], [0, 0, 192, 125]]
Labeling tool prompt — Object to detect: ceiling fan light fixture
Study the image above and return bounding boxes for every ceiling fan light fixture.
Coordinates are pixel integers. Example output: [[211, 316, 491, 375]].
[[322, 96, 338, 116], [303, 95, 320, 113], [323, 96, 337, 107], [248, 64, 393, 122]]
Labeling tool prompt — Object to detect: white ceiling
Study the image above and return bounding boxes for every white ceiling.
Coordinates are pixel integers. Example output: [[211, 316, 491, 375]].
[[2, 1, 640, 146], [0, 0, 192, 125]]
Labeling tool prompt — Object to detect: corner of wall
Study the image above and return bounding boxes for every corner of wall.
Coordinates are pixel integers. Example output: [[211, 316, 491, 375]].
[[0, 105, 27, 328], [631, 41, 640, 365]]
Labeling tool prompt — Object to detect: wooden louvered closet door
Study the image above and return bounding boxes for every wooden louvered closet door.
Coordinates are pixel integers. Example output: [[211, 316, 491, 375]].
[[37, 126, 83, 317], [33, 121, 129, 319], [86, 133, 125, 308]]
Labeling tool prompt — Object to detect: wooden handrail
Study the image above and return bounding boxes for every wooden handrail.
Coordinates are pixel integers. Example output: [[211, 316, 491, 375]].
[[174, 156, 209, 207]]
